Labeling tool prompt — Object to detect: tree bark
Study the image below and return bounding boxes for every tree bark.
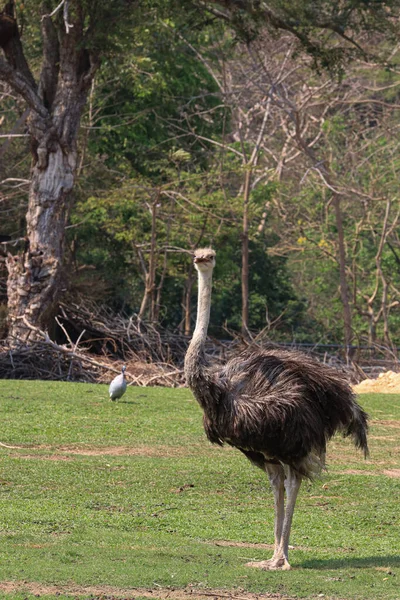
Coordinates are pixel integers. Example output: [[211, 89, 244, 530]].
[[332, 193, 353, 355], [1, 5, 99, 346], [138, 196, 159, 322], [6, 142, 75, 342], [241, 167, 251, 336]]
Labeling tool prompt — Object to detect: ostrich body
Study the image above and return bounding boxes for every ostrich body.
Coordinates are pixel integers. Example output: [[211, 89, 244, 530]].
[[184, 248, 369, 571], [109, 365, 127, 400]]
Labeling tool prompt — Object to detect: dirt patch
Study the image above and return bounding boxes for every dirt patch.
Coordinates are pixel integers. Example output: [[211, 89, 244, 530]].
[[383, 469, 400, 478], [337, 469, 378, 476], [354, 371, 400, 394], [6, 444, 203, 459], [337, 468, 400, 478], [58, 445, 190, 457], [372, 420, 400, 429], [375, 567, 397, 574], [0, 581, 294, 600], [12, 454, 72, 461]]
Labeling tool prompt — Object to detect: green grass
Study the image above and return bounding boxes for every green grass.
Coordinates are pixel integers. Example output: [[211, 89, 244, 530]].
[[0, 381, 399, 600]]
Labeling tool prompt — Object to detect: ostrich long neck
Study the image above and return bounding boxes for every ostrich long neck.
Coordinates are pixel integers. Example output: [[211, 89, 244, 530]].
[[193, 269, 213, 345], [184, 268, 214, 407]]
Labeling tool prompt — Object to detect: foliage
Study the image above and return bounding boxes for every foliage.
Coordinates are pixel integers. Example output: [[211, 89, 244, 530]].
[[68, 19, 314, 339], [279, 87, 400, 345], [85, 19, 225, 179], [196, 0, 400, 76], [2, 1, 400, 347], [72, 167, 307, 336]]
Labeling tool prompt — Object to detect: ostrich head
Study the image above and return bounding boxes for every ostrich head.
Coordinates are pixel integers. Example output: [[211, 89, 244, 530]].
[[193, 247, 216, 274]]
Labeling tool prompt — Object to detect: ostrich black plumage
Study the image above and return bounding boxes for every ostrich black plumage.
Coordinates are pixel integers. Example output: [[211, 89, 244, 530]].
[[184, 247, 369, 571]]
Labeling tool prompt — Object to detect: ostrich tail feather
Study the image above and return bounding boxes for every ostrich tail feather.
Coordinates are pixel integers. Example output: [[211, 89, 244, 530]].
[[345, 402, 369, 458]]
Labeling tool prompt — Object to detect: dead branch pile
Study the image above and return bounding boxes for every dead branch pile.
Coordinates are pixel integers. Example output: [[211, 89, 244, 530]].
[[57, 301, 191, 365], [0, 301, 227, 386], [0, 340, 101, 382], [0, 300, 374, 387], [0, 336, 187, 386]]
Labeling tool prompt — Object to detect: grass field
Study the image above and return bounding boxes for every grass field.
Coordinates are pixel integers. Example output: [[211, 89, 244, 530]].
[[0, 380, 399, 600]]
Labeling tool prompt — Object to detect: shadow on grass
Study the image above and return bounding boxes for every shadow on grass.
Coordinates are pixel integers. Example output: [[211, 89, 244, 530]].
[[117, 400, 137, 405], [301, 555, 400, 569]]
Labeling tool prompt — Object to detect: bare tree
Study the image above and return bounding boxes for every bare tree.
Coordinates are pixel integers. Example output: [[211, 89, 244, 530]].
[[219, 34, 400, 350], [173, 32, 294, 334], [353, 199, 400, 351]]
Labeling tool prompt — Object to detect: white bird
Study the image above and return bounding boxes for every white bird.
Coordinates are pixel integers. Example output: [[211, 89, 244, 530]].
[[109, 365, 127, 400]]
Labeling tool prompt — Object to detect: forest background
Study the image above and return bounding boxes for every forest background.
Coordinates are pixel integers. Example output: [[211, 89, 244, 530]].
[[1, 0, 400, 366]]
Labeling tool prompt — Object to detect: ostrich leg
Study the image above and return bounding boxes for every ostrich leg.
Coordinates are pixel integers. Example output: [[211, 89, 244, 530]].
[[267, 464, 285, 559], [246, 464, 285, 570], [246, 465, 302, 571], [273, 467, 302, 569]]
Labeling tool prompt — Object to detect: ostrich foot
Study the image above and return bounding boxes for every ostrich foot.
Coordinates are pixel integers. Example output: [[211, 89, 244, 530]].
[[245, 557, 291, 571]]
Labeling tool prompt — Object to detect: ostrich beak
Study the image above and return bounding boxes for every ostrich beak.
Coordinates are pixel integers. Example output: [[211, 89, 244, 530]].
[[193, 248, 216, 265]]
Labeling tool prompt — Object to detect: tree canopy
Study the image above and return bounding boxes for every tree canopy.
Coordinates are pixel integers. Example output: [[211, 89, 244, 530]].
[[1, 0, 400, 354]]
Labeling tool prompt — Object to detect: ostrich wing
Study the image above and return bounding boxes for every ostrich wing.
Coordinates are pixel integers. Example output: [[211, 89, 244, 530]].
[[211, 348, 364, 475]]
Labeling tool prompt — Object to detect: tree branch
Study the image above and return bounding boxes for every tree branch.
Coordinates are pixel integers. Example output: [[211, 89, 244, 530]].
[[39, 16, 60, 110], [0, 11, 37, 90], [0, 57, 48, 118]]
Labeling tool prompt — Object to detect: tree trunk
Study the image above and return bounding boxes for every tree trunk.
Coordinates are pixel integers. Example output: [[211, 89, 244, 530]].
[[138, 196, 158, 322], [1, 5, 98, 346], [241, 168, 251, 336], [6, 142, 75, 344], [367, 304, 377, 348], [332, 193, 353, 356], [149, 197, 158, 322]]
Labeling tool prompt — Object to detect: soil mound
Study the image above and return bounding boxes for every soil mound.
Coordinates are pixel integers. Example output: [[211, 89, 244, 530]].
[[354, 370, 400, 393]]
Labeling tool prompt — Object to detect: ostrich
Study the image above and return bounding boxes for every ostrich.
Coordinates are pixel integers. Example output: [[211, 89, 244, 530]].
[[184, 247, 369, 571], [109, 365, 127, 401]]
